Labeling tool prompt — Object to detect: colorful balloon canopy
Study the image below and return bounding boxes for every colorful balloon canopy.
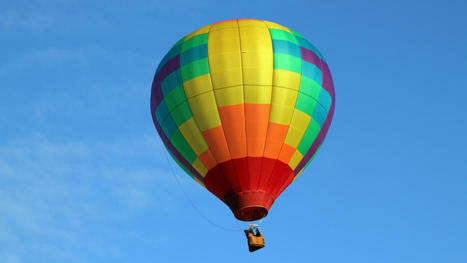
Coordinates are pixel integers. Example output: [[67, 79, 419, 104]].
[[150, 19, 335, 221]]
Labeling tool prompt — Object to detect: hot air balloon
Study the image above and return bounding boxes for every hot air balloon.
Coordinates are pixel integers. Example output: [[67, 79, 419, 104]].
[[150, 19, 335, 224]]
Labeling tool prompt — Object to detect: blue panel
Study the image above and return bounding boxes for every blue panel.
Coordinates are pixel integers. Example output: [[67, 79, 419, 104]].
[[318, 89, 332, 111], [161, 116, 178, 137], [161, 69, 182, 96], [272, 39, 301, 58], [312, 104, 328, 127], [302, 61, 322, 85], [155, 100, 169, 124], [180, 44, 208, 66]]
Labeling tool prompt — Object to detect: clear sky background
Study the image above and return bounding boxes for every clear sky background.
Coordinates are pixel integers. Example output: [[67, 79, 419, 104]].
[[1, 0, 466, 262]]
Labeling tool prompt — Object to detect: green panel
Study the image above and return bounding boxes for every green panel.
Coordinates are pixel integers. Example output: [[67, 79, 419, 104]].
[[165, 85, 187, 111], [299, 76, 322, 100], [297, 119, 321, 155], [269, 29, 299, 44], [181, 33, 209, 52], [170, 101, 193, 126], [180, 58, 210, 81], [169, 130, 197, 163], [295, 93, 318, 116], [273, 53, 301, 74]]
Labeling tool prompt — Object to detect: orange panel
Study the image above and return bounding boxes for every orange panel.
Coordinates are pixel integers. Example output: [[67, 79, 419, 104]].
[[245, 103, 270, 157], [263, 122, 289, 159], [202, 125, 231, 163], [198, 149, 218, 170], [278, 144, 296, 164], [218, 104, 247, 159]]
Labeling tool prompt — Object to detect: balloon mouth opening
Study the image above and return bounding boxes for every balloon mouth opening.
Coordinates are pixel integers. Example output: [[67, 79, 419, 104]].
[[235, 206, 268, 221], [223, 190, 275, 221]]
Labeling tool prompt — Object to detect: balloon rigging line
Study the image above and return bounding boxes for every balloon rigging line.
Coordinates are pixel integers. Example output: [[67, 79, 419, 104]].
[[158, 137, 243, 234]]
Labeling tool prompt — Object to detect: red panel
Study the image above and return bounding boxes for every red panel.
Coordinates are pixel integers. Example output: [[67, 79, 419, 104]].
[[266, 161, 289, 194], [257, 158, 276, 191], [203, 165, 230, 200], [232, 158, 250, 191], [204, 157, 294, 221], [218, 160, 241, 193], [248, 157, 262, 190]]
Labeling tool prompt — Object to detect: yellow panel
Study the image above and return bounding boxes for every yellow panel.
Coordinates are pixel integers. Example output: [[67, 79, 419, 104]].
[[269, 83, 299, 124], [185, 24, 211, 41], [179, 118, 209, 155], [244, 85, 272, 104], [271, 86, 298, 106], [241, 53, 273, 86], [192, 158, 208, 177], [211, 21, 237, 31], [239, 24, 273, 87], [238, 19, 265, 28], [188, 91, 221, 131], [284, 110, 311, 148], [183, 74, 212, 98], [289, 150, 304, 170], [208, 28, 242, 89], [209, 28, 240, 52], [269, 104, 295, 125], [290, 109, 312, 131], [285, 126, 305, 148], [273, 69, 301, 91], [239, 26, 271, 52], [214, 86, 244, 106], [263, 21, 293, 34]]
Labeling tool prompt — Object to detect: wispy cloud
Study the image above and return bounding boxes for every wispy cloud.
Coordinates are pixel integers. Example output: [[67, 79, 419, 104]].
[[0, 133, 188, 262]]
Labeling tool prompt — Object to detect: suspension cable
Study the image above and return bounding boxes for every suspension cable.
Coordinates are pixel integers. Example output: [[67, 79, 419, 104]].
[[158, 138, 244, 234]]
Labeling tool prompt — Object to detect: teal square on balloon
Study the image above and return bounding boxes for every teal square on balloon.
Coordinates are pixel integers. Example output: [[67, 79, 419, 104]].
[[161, 115, 178, 138], [161, 69, 182, 96], [318, 89, 332, 111], [302, 61, 322, 85], [155, 100, 169, 123], [312, 104, 328, 127]]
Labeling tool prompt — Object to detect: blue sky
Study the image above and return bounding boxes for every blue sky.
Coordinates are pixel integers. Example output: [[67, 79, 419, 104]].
[[1, 0, 466, 262]]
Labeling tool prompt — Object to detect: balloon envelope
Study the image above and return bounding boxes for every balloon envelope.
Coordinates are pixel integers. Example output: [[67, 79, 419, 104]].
[[150, 19, 335, 221]]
